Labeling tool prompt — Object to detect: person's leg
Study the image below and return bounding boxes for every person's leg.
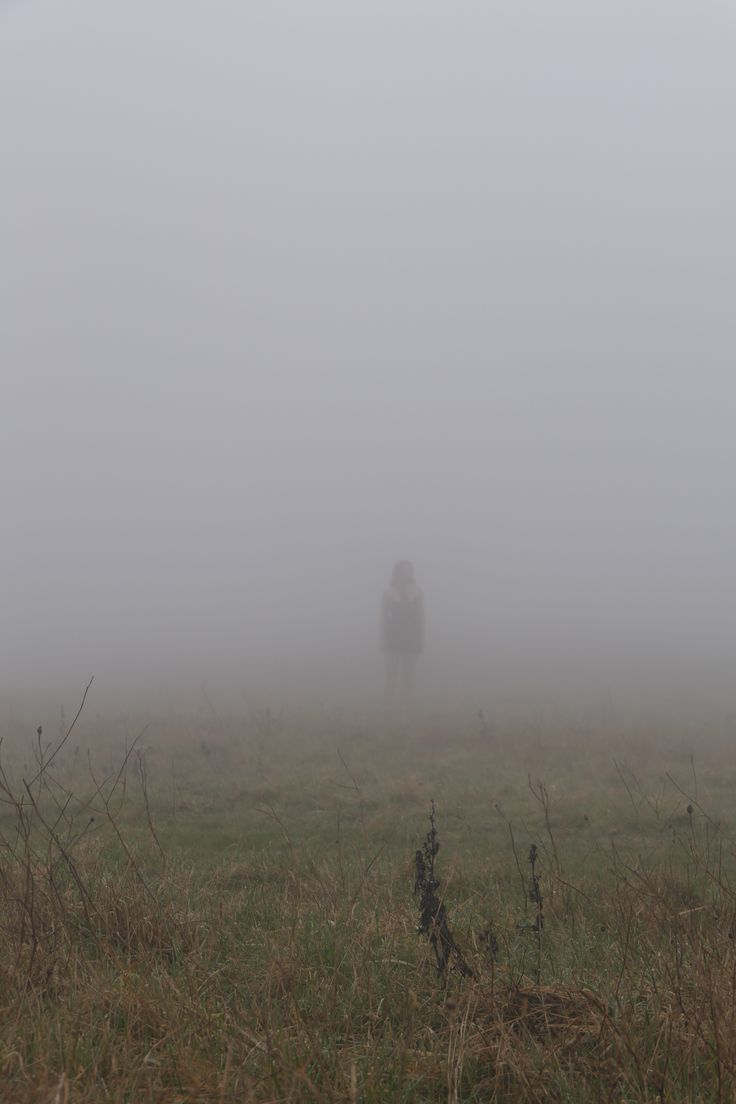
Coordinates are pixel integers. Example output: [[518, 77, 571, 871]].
[[399, 652, 417, 716], [385, 652, 400, 702]]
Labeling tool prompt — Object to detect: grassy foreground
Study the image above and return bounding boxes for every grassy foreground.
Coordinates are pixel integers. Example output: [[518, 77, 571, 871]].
[[2, 702, 736, 1102]]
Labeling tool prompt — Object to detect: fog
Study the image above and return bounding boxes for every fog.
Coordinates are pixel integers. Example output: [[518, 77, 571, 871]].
[[2, 0, 736, 716]]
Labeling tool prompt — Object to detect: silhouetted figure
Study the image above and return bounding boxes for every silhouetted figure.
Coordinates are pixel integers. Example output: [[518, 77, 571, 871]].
[[381, 560, 424, 714]]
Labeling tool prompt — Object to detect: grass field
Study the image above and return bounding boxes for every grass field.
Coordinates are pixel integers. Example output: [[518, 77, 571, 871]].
[[2, 700, 736, 1102]]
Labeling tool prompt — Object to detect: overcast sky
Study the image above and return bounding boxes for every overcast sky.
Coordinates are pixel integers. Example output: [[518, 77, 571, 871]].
[[2, 0, 735, 709]]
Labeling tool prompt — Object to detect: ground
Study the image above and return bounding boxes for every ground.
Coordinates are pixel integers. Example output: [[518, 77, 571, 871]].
[[2, 704, 736, 1102]]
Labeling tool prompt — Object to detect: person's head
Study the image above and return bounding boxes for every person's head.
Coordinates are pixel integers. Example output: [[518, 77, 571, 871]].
[[391, 560, 415, 587]]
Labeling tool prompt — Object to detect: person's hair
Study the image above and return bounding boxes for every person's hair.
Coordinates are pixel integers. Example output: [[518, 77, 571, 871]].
[[390, 560, 414, 586]]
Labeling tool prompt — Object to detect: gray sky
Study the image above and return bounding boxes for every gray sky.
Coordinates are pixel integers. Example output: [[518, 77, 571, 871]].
[[2, 0, 736, 709]]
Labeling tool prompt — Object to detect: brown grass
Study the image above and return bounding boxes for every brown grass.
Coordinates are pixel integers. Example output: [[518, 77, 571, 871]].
[[2, 702, 736, 1100]]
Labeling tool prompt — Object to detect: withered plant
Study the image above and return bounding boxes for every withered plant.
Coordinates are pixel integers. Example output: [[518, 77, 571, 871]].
[[414, 803, 473, 978]]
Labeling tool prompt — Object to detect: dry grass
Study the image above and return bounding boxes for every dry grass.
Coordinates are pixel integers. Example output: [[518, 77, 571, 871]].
[[2, 700, 736, 1101]]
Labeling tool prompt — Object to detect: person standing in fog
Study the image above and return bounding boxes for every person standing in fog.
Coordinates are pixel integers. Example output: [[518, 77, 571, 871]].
[[381, 560, 425, 712]]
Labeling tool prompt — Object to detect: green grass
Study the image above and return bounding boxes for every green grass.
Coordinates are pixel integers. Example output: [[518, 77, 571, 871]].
[[2, 707, 736, 1101]]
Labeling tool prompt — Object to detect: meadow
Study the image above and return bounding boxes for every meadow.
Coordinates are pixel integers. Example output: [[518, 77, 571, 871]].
[[2, 694, 736, 1103]]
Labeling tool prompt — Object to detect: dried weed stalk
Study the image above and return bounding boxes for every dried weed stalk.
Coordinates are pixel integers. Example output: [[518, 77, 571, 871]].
[[414, 803, 473, 978]]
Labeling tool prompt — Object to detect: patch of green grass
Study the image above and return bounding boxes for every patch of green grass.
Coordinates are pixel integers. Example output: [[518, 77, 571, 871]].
[[3, 709, 736, 1101]]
